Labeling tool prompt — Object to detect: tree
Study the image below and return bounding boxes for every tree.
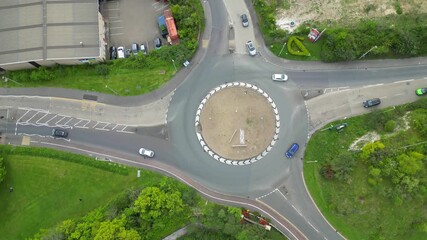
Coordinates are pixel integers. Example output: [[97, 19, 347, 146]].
[[397, 152, 424, 176], [134, 187, 184, 222], [93, 216, 141, 240], [56, 219, 76, 239], [361, 141, 385, 160]]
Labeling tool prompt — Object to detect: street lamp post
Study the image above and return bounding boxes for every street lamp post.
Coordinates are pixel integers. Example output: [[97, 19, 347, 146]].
[[105, 85, 118, 95], [359, 45, 377, 59], [172, 59, 177, 71]]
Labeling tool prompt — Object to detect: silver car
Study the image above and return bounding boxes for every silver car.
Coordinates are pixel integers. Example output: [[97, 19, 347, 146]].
[[272, 74, 288, 81], [139, 147, 155, 158], [246, 41, 256, 56]]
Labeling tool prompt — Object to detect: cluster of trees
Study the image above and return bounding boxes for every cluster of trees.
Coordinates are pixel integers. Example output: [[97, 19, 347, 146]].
[[181, 204, 274, 240], [29, 175, 281, 240], [30, 178, 195, 240], [170, 0, 204, 52], [253, 0, 288, 46], [320, 19, 427, 62]]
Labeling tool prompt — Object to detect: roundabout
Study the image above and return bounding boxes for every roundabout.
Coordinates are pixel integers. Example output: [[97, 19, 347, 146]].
[[195, 82, 280, 165]]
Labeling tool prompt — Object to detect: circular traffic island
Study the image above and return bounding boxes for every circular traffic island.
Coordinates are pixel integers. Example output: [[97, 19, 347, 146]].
[[195, 82, 280, 165]]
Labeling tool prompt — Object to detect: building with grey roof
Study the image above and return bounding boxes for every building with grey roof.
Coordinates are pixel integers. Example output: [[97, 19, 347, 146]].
[[0, 0, 106, 71]]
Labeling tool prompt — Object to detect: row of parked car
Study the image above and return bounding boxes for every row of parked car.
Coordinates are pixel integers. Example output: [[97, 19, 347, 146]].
[[109, 38, 163, 60]]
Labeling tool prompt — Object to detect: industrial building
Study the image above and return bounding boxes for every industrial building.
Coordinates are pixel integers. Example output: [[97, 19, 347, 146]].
[[0, 0, 107, 71]]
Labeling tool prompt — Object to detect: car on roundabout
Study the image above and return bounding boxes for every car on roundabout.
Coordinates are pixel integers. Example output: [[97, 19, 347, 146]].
[[416, 88, 427, 96], [139, 147, 155, 158], [272, 74, 288, 82], [285, 143, 299, 158], [246, 41, 256, 56]]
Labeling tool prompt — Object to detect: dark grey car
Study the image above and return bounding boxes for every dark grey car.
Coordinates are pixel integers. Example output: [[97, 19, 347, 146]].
[[363, 98, 381, 108], [241, 14, 249, 27], [52, 129, 68, 138], [154, 38, 162, 49]]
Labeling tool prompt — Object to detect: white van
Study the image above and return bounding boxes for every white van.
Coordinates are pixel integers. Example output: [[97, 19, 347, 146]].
[[117, 46, 125, 59]]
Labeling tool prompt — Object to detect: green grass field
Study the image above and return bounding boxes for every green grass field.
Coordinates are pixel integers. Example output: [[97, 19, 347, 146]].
[[0, 63, 175, 96], [303, 106, 427, 240], [0, 155, 140, 239]]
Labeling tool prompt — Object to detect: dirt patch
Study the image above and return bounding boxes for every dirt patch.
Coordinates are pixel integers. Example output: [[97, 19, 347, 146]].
[[199, 87, 276, 160], [276, 0, 427, 32], [348, 112, 412, 151], [349, 131, 381, 151]]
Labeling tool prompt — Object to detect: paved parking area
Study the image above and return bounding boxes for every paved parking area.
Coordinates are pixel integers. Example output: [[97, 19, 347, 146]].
[[101, 0, 169, 54]]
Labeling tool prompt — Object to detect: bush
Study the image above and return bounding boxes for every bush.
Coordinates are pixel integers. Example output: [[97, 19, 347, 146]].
[[384, 120, 396, 132], [321, 29, 357, 62], [287, 36, 311, 56], [30, 66, 56, 81]]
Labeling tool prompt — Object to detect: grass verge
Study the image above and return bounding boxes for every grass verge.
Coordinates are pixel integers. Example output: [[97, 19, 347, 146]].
[[303, 101, 427, 240], [0, 155, 140, 239]]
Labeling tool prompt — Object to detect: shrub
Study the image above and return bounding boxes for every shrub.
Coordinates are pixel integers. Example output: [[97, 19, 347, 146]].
[[394, 2, 403, 15], [287, 36, 311, 56], [384, 120, 396, 132], [364, 4, 377, 14], [30, 67, 55, 81]]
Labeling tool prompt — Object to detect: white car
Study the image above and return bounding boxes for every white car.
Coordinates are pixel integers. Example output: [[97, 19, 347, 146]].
[[140, 44, 147, 55], [246, 41, 256, 56], [117, 46, 125, 59], [272, 74, 288, 81], [139, 147, 155, 158]]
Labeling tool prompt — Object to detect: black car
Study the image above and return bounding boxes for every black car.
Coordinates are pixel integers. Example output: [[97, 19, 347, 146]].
[[52, 129, 68, 138], [363, 98, 381, 108], [109, 46, 117, 60], [154, 38, 162, 49]]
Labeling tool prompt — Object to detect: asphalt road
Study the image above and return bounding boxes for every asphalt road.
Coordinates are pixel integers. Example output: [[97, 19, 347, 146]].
[[1, 0, 427, 239]]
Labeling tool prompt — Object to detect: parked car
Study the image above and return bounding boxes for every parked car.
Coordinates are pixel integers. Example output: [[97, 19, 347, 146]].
[[272, 74, 288, 82], [117, 46, 125, 59], [131, 43, 139, 55], [139, 147, 155, 158], [52, 128, 68, 138], [363, 98, 381, 108], [154, 38, 162, 50], [109, 46, 117, 60], [140, 44, 147, 55], [246, 41, 256, 56], [415, 88, 427, 96], [285, 143, 299, 158], [241, 14, 249, 27]]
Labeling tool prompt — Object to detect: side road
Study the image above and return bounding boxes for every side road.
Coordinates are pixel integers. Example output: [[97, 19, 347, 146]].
[[306, 78, 427, 134]]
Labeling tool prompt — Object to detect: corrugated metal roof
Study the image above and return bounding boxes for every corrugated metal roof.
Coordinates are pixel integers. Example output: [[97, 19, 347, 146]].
[[0, 0, 100, 65]]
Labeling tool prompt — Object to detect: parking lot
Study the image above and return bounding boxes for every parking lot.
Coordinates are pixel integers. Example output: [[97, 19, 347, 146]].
[[101, 0, 169, 55]]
